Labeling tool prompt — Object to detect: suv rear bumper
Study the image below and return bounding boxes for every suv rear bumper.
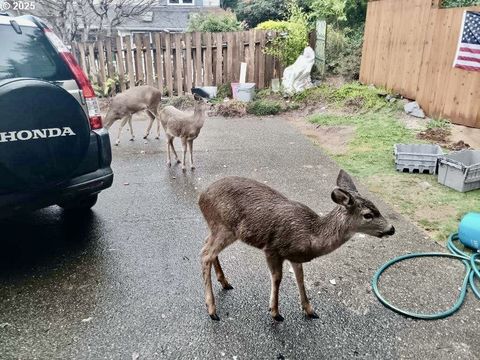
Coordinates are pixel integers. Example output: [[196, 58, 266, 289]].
[[0, 167, 113, 218]]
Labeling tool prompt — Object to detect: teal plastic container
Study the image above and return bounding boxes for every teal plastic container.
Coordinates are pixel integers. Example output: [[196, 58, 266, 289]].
[[458, 212, 480, 250]]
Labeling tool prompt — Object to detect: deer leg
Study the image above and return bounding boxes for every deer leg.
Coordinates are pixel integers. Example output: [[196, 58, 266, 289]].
[[188, 139, 195, 170], [213, 257, 233, 290], [115, 116, 129, 146], [290, 262, 318, 319], [128, 115, 134, 141], [266, 254, 284, 321], [169, 137, 180, 164], [143, 110, 156, 139], [156, 118, 161, 139], [181, 137, 187, 171], [201, 229, 236, 321]]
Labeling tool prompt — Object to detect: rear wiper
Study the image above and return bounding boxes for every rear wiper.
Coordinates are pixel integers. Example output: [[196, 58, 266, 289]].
[[10, 20, 22, 34]]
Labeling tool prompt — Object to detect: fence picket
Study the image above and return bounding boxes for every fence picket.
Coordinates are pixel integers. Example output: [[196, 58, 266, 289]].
[[163, 33, 174, 96], [185, 32, 193, 93], [154, 33, 164, 92], [143, 34, 154, 86], [115, 36, 126, 91], [124, 35, 135, 89]]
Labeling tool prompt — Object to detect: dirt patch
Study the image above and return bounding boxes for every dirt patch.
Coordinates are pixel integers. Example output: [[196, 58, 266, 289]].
[[416, 127, 451, 144], [414, 205, 457, 224], [449, 124, 480, 150], [288, 116, 355, 155], [417, 127, 474, 150]]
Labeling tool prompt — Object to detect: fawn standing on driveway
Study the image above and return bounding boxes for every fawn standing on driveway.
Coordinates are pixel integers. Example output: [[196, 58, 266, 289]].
[[199, 170, 395, 321], [158, 94, 209, 171]]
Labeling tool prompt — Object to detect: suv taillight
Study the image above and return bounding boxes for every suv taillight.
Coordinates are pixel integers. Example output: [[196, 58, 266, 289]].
[[43, 28, 103, 130]]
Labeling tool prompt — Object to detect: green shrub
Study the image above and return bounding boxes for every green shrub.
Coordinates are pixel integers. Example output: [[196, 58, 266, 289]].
[[325, 25, 364, 79], [187, 11, 245, 32], [441, 0, 480, 8], [216, 83, 232, 99], [308, 0, 346, 27], [330, 83, 387, 110], [257, 1, 309, 66], [236, 0, 289, 28], [247, 100, 283, 115]]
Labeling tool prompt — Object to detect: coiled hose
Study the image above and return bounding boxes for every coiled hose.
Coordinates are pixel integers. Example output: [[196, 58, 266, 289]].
[[372, 233, 480, 319]]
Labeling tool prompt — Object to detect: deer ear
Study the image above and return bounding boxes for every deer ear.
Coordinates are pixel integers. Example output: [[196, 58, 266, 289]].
[[337, 170, 358, 192], [331, 188, 355, 208]]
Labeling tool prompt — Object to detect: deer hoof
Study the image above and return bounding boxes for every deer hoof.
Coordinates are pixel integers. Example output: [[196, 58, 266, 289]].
[[307, 311, 319, 319], [191, 165, 196, 170], [210, 313, 220, 321], [114, 143, 119, 146], [143, 135, 148, 139], [272, 314, 284, 322], [155, 136, 160, 140], [129, 138, 134, 142], [223, 284, 234, 290], [166, 161, 171, 167], [176, 160, 181, 164], [182, 166, 186, 171]]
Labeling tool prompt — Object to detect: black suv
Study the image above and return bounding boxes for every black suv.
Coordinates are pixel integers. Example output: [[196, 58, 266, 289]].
[[0, 14, 113, 218]]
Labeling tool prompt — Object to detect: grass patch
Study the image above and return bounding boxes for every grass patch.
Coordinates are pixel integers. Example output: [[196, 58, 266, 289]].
[[426, 118, 451, 130], [309, 108, 480, 242]]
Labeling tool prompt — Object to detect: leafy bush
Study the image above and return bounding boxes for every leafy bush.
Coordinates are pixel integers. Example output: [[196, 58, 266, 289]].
[[441, 0, 480, 8], [329, 83, 387, 110], [166, 95, 196, 110], [247, 100, 283, 115], [236, 0, 289, 28], [216, 83, 232, 99], [215, 100, 247, 117], [257, 0, 309, 66], [345, 0, 367, 28], [187, 11, 245, 32], [308, 0, 346, 26], [325, 26, 364, 79]]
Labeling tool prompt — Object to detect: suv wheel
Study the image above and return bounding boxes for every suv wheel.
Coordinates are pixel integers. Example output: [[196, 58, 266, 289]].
[[59, 194, 98, 211]]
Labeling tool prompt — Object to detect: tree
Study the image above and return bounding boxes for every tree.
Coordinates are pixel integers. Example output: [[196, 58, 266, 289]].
[[187, 12, 245, 32], [344, 0, 367, 28], [87, 0, 157, 37], [236, 0, 289, 28], [308, 0, 345, 27]]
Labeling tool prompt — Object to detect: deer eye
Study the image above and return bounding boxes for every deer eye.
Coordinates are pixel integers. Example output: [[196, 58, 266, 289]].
[[363, 213, 373, 220]]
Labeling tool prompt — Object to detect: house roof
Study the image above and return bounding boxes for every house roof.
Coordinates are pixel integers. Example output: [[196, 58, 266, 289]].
[[116, 6, 225, 32]]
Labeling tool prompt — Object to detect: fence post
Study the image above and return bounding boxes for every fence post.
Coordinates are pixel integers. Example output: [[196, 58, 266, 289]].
[[124, 35, 135, 89], [185, 32, 193, 93], [314, 20, 326, 77], [194, 32, 202, 87], [163, 33, 174, 96], [97, 40, 106, 86], [115, 36, 126, 92], [143, 34, 154, 86], [205, 33, 213, 86], [215, 33, 223, 86]]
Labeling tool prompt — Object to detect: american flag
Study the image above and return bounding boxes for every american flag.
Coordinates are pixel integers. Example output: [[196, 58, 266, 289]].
[[453, 11, 480, 72]]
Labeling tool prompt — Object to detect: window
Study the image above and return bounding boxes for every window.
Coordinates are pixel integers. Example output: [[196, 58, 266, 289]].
[[0, 25, 72, 81], [168, 0, 193, 5]]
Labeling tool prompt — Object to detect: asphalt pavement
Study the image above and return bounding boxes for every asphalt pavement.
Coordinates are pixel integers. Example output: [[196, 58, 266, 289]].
[[1, 114, 478, 359]]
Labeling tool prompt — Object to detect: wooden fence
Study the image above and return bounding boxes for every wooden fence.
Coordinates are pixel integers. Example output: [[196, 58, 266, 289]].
[[360, 0, 480, 128], [72, 30, 281, 97]]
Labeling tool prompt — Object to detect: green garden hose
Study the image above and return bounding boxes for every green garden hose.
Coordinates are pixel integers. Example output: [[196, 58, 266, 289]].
[[372, 233, 480, 320]]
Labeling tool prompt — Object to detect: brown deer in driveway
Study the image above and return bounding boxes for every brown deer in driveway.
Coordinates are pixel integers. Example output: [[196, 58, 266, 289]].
[[199, 170, 395, 321], [103, 85, 162, 146]]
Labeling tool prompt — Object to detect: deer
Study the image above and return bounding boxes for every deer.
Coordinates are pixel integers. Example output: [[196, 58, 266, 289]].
[[103, 85, 162, 146], [199, 170, 395, 321], [158, 93, 210, 171]]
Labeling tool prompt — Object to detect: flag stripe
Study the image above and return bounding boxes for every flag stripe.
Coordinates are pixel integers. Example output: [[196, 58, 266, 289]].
[[459, 43, 480, 51], [455, 59, 480, 68], [459, 47, 480, 54], [458, 51, 480, 59], [455, 64, 480, 72], [457, 56, 480, 63]]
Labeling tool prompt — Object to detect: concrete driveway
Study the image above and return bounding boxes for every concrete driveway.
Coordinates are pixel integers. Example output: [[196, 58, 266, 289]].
[[0, 114, 478, 359]]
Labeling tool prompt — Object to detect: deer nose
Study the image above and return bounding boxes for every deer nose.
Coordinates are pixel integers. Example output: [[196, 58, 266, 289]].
[[385, 226, 395, 236]]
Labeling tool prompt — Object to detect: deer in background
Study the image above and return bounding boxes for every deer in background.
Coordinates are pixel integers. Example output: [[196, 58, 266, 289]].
[[199, 170, 395, 321], [158, 93, 210, 171], [103, 85, 162, 146]]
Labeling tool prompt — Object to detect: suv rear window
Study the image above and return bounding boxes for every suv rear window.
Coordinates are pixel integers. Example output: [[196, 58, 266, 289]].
[[0, 24, 72, 81]]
